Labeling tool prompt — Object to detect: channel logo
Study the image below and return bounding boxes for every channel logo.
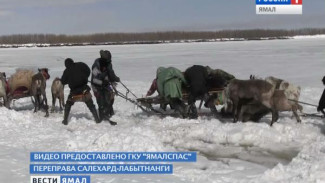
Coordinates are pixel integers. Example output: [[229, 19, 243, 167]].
[[256, 0, 302, 14], [30, 176, 90, 183]]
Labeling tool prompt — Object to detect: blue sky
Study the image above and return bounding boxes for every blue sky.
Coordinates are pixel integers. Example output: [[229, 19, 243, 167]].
[[0, 0, 324, 35]]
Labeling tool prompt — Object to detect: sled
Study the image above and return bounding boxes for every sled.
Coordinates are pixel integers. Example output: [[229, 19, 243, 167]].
[[6, 69, 50, 107], [137, 87, 225, 109]]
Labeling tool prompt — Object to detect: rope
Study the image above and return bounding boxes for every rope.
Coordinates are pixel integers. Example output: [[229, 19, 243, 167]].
[[288, 99, 318, 107], [301, 112, 324, 118], [109, 82, 165, 115], [89, 80, 165, 115], [119, 81, 138, 98]]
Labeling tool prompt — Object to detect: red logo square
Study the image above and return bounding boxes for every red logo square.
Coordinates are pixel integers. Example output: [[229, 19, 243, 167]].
[[291, 0, 302, 5]]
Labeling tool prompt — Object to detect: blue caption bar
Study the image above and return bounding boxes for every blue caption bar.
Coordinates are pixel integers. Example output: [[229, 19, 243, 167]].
[[30, 164, 173, 174], [30, 152, 197, 162], [256, 0, 291, 5], [61, 176, 90, 183]]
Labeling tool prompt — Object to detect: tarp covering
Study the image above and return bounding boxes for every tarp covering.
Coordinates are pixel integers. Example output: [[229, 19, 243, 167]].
[[8, 69, 35, 94]]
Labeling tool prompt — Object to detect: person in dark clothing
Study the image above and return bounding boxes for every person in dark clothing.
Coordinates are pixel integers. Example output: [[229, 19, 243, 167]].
[[61, 58, 100, 125], [206, 66, 235, 88], [91, 50, 119, 125], [317, 76, 325, 116], [184, 65, 217, 119]]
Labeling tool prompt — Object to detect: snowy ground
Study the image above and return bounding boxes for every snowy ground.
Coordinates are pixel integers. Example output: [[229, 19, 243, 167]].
[[0, 37, 325, 183]]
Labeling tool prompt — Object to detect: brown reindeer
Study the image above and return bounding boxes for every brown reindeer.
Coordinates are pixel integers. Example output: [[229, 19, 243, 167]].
[[225, 79, 302, 126], [51, 77, 65, 112], [247, 75, 303, 124], [250, 75, 302, 109], [225, 79, 277, 124], [31, 68, 50, 117]]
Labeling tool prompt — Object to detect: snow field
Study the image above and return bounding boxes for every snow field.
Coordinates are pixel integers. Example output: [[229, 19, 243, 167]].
[[0, 37, 325, 182]]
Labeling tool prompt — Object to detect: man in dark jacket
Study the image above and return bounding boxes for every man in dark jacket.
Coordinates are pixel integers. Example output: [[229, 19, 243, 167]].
[[91, 50, 119, 125], [317, 76, 325, 116], [184, 65, 218, 119], [61, 58, 100, 125]]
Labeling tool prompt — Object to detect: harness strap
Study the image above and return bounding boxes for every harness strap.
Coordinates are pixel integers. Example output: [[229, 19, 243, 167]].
[[288, 99, 318, 107]]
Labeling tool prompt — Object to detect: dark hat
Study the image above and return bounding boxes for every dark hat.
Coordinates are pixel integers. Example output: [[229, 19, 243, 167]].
[[65, 58, 74, 68], [100, 50, 111, 60], [99, 50, 104, 56]]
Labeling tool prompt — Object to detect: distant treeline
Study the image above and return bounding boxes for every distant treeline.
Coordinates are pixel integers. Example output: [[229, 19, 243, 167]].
[[0, 28, 324, 45]]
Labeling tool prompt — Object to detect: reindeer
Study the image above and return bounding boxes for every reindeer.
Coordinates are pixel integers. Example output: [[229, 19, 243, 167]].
[[225, 79, 277, 124], [250, 75, 302, 107], [265, 76, 302, 112], [249, 75, 303, 121], [270, 90, 302, 126], [51, 77, 65, 112], [0, 72, 9, 108], [225, 78, 302, 126], [30, 68, 50, 117]]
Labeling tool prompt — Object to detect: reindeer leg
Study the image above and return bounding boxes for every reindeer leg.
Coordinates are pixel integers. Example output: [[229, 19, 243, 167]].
[[292, 106, 301, 123], [275, 111, 279, 122], [42, 91, 49, 117], [238, 104, 245, 122], [37, 95, 41, 110], [62, 93, 65, 108], [232, 100, 238, 123], [51, 94, 56, 112], [270, 109, 278, 126], [59, 93, 64, 111], [236, 99, 243, 122], [3, 95, 9, 109], [34, 96, 38, 113], [59, 97, 63, 111], [7, 96, 12, 109], [293, 110, 301, 123]]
